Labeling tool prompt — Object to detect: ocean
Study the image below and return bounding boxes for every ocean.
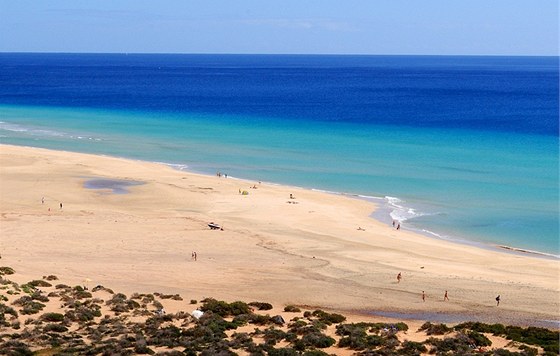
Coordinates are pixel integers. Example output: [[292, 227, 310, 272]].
[[0, 53, 558, 255]]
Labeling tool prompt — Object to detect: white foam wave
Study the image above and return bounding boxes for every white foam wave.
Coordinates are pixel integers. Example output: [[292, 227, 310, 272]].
[[161, 162, 190, 171], [385, 196, 428, 222], [0, 121, 103, 142]]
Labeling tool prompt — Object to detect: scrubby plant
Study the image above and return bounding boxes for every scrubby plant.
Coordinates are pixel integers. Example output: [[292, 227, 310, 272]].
[[44, 323, 69, 333], [0, 267, 15, 275], [311, 309, 346, 325], [27, 279, 52, 287], [284, 305, 301, 312], [200, 298, 251, 317], [249, 301, 273, 310], [263, 327, 287, 345], [419, 321, 453, 335], [425, 331, 480, 354], [248, 313, 272, 325], [467, 330, 492, 347], [106, 293, 140, 313], [41, 312, 65, 322], [190, 299, 198, 304], [301, 331, 336, 348], [400, 340, 428, 354], [455, 322, 559, 354], [43, 275, 58, 281]]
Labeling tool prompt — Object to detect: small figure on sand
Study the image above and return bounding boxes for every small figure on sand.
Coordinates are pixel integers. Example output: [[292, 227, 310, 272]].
[[397, 272, 402, 283], [422, 291, 426, 302], [41, 197, 44, 204], [290, 193, 295, 199], [392, 220, 396, 227], [444, 290, 449, 301], [60, 202, 63, 209], [496, 295, 500, 306], [396, 223, 400, 230], [192, 251, 197, 261], [357, 226, 365, 231]]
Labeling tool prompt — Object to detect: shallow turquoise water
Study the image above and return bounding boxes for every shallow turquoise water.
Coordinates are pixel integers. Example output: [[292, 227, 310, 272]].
[[1, 104, 558, 255]]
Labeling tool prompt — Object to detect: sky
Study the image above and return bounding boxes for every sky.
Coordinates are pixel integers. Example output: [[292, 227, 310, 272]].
[[0, 0, 558, 56]]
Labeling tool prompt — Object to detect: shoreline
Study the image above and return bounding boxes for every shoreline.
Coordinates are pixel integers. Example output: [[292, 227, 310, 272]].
[[6, 142, 558, 260], [1, 143, 558, 328]]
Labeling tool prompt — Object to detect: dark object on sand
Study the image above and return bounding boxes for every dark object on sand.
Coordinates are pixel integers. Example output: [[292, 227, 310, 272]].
[[271, 315, 285, 325], [208, 222, 221, 230]]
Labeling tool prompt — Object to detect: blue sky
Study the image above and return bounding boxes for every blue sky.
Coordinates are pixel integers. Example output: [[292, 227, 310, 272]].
[[0, 0, 558, 55]]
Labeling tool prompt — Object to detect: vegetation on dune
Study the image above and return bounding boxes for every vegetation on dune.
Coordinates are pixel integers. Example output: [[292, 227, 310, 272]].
[[0, 267, 556, 355]]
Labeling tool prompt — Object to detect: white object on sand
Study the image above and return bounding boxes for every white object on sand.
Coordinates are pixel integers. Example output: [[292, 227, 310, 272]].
[[191, 310, 204, 319]]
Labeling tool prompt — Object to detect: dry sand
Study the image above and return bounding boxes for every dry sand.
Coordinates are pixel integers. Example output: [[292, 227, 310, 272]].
[[0, 144, 558, 328]]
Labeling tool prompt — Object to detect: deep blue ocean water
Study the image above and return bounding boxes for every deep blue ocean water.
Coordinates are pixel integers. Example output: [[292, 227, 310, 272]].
[[0, 53, 558, 255]]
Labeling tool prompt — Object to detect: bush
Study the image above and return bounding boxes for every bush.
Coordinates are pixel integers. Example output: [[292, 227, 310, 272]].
[[20, 301, 46, 315], [467, 330, 492, 347], [284, 305, 301, 313], [301, 331, 336, 348], [200, 299, 251, 317], [28, 280, 52, 287], [311, 309, 346, 324], [249, 301, 273, 310], [41, 312, 65, 322], [0, 267, 15, 275], [400, 340, 428, 354], [419, 321, 452, 335], [44, 323, 69, 333]]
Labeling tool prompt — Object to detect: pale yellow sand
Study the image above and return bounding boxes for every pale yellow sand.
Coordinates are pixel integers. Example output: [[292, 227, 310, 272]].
[[0, 144, 558, 327]]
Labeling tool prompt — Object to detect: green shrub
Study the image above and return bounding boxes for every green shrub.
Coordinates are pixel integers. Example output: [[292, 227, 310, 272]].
[[44, 323, 69, 333], [284, 305, 301, 313], [41, 312, 65, 322], [28, 280, 52, 287], [263, 327, 287, 345], [20, 301, 46, 314], [268, 348, 299, 356], [248, 313, 272, 325], [249, 301, 273, 310], [190, 299, 197, 304], [467, 330, 492, 347], [311, 309, 346, 324], [200, 299, 251, 317], [419, 321, 452, 335], [400, 340, 428, 354], [301, 331, 336, 348], [0, 267, 15, 275], [229, 301, 251, 315], [302, 351, 330, 356], [200, 298, 232, 317]]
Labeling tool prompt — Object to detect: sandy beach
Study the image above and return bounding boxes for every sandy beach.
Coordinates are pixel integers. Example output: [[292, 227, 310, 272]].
[[0, 144, 558, 328]]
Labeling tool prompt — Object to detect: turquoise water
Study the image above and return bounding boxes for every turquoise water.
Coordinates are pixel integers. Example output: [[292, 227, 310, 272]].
[[1, 104, 558, 255]]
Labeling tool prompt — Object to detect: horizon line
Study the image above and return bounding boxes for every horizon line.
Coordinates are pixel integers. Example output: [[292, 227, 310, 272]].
[[0, 51, 558, 58]]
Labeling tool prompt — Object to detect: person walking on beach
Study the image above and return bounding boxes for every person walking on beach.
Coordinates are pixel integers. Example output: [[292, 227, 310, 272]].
[[496, 295, 500, 306], [444, 290, 449, 301], [59, 202, 63, 209], [41, 197, 44, 204], [397, 272, 402, 283], [422, 291, 426, 302], [396, 223, 400, 230]]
